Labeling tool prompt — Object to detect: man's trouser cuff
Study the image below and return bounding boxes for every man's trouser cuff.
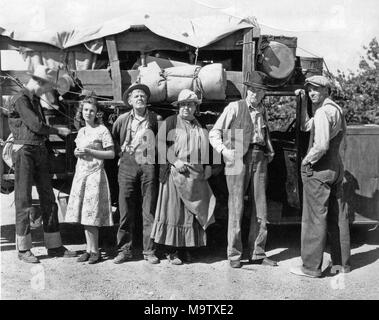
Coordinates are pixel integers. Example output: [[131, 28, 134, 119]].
[[44, 232, 62, 249], [16, 234, 32, 251]]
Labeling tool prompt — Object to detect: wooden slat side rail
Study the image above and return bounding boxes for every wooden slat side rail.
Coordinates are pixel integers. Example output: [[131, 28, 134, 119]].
[[1, 69, 243, 96], [105, 36, 122, 101], [1, 69, 304, 98], [1, 70, 139, 96], [241, 28, 255, 98]]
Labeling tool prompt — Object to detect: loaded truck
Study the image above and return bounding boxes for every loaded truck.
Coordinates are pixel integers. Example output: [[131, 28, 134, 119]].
[[1, 7, 378, 227]]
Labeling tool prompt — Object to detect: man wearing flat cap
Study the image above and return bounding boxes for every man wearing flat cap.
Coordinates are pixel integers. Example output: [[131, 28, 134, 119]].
[[209, 71, 277, 268], [8, 65, 76, 263], [291, 75, 351, 278], [112, 82, 160, 264]]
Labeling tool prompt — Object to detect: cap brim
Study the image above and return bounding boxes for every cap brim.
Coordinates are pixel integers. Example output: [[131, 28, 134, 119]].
[[305, 81, 323, 87]]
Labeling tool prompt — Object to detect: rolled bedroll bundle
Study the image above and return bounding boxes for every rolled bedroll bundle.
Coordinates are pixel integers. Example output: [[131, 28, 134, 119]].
[[138, 62, 227, 103]]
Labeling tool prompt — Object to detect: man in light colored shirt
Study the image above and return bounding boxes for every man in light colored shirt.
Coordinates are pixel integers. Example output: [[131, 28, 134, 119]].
[[112, 83, 160, 265], [290, 75, 350, 278], [209, 71, 276, 268]]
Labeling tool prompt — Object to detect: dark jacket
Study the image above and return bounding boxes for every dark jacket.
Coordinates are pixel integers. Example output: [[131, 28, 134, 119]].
[[8, 90, 58, 145], [111, 108, 159, 157], [158, 115, 212, 183]]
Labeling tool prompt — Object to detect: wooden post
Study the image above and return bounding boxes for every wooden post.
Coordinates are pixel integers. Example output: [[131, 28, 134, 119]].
[[106, 36, 122, 101], [295, 95, 303, 212], [242, 28, 255, 98], [0, 52, 4, 188], [140, 51, 146, 67]]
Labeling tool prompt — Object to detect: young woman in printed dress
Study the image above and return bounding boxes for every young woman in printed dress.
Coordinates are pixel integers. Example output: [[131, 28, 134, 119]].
[[65, 96, 115, 264]]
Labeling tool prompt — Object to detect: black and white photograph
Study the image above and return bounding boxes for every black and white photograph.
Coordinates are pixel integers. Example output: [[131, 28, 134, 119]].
[[0, 0, 378, 304]]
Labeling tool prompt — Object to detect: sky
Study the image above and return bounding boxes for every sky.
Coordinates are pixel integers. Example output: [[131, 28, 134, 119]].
[[1, 0, 378, 73]]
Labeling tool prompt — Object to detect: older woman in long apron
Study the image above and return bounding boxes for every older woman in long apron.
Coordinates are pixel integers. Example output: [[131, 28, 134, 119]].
[[151, 89, 215, 265]]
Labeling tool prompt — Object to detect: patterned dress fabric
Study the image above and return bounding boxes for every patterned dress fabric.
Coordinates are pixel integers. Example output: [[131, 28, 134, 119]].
[[65, 125, 114, 227]]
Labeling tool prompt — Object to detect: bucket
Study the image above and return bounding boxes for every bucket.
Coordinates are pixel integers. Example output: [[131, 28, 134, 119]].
[[56, 73, 75, 96]]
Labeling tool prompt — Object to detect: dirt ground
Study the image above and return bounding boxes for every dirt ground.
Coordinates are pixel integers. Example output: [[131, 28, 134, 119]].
[[1, 188, 379, 300]]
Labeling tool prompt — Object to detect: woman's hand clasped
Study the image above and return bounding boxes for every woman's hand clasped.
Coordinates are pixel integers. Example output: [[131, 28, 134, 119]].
[[74, 147, 92, 159], [174, 159, 189, 174]]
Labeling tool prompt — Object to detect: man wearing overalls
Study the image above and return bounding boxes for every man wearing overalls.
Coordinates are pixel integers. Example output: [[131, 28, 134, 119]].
[[291, 75, 351, 278]]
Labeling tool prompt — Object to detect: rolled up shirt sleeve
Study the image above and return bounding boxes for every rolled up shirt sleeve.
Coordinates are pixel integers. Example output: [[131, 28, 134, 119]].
[[209, 104, 235, 154], [303, 108, 330, 165]]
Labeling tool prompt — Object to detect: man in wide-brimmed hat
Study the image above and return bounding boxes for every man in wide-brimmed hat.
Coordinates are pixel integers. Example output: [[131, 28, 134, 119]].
[[7, 64, 76, 263], [290, 76, 350, 278], [112, 82, 160, 264], [209, 71, 277, 268]]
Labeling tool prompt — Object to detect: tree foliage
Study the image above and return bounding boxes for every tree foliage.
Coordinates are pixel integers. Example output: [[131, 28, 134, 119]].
[[265, 96, 297, 132], [267, 38, 379, 131], [328, 38, 379, 125]]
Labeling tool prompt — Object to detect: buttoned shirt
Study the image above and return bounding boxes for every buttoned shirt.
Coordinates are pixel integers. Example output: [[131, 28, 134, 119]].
[[301, 98, 344, 165], [209, 99, 253, 156], [120, 110, 149, 153], [248, 102, 267, 146]]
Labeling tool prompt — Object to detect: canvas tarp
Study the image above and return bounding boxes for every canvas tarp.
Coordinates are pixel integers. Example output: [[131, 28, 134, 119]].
[[0, 0, 258, 53]]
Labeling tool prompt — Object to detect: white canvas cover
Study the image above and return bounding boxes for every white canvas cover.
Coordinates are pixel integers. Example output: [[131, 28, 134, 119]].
[[0, 0, 258, 52]]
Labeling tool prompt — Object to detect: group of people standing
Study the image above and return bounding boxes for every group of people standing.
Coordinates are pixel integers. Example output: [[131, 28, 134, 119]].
[[8, 65, 350, 278]]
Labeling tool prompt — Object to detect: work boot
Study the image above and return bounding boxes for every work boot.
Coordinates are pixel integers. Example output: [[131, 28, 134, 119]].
[[249, 257, 278, 267], [77, 252, 91, 262], [88, 252, 102, 264], [167, 251, 183, 265], [113, 249, 133, 264], [290, 266, 321, 278], [144, 254, 160, 264], [47, 246, 77, 258], [18, 250, 40, 264], [229, 260, 242, 269], [182, 250, 193, 263]]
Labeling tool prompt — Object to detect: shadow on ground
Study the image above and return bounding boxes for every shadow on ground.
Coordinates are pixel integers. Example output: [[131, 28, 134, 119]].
[[2, 222, 379, 267]]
